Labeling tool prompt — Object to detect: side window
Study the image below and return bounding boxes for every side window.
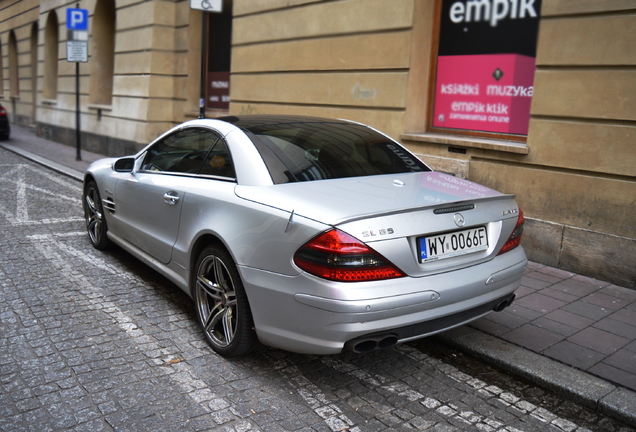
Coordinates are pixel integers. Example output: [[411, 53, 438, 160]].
[[142, 129, 219, 174], [199, 138, 236, 179]]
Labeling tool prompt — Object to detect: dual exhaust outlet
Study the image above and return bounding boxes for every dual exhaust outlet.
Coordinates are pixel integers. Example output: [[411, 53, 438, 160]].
[[345, 293, 516, 353]]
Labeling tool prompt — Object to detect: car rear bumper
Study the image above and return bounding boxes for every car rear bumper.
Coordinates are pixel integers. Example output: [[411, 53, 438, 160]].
[[239, 247, 527, 354]]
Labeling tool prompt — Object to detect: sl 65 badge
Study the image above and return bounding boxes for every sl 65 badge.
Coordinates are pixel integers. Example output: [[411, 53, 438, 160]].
[[362, 228, 394, 237]]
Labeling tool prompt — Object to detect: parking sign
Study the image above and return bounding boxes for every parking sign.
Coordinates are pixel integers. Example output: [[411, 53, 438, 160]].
[[66, 8, 88, 31]]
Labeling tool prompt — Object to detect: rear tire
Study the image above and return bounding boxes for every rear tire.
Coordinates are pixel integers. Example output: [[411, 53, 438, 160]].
[[83, 181, 111, 250], [194, 245, 257, 357]]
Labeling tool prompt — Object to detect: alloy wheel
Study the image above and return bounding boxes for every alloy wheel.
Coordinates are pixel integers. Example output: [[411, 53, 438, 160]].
[[196, 254, 238, 348]]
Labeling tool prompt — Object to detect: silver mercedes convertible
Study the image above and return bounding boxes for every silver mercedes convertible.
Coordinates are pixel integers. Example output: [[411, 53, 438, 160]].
[[83, 115, 527, 357]]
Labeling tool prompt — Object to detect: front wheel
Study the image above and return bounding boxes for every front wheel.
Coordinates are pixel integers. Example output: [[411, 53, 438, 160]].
[[194, 245, 257, 357], [83, 181, 111, 250]]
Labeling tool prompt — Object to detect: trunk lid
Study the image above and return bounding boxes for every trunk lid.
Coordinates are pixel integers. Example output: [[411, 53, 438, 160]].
[[235, 171, 505, 225], [235, 171, 520, 276]]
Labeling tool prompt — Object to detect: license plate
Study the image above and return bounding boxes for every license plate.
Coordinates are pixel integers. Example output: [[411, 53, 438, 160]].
[[418, 227, 488, 263]]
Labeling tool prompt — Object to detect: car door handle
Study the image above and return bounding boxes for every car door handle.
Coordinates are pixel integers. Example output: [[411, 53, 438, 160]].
[[163, 191, 180, 205]]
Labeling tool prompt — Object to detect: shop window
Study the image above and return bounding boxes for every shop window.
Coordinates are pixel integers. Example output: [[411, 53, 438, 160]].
[[8, 30, 19, 97], [89, 0, 115, 106], [44, 11, 59, 100], [430, 0, 542, 139]]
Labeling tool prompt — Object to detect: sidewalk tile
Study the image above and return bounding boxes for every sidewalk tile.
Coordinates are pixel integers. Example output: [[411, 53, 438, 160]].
[[532, 317, 579, 337], [512, 286, 535, 299], [506, 304, 543, 321], [501, 324, 564, 352], [572, 274, 612, 288], [625, 340, 636, 353], [480, 309, 532, 330], [562, 301, 613, 321], [514, 293, 568, 314], [567, 328, 630, 356], [603, 350, 636, 375], [543, 309, 595, 330], [525, 261, 545, 272], [540, 287, 580, 303], [593, 318, 636, 340], [588, 363, 636, 392], [608, 308, 636, 326], [536, 266, 576, 279], [583, 291, 633, 311], [524, 271, 564, 284], [599, 285, 636, 303], [469, 319, 509, 336], [543, 341, 605, 370], [520, 275, 551, 290], [550, 279, 600, 297]]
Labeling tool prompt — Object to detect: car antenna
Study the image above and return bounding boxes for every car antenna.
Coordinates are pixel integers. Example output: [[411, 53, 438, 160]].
[[285, 210, 295, 233]]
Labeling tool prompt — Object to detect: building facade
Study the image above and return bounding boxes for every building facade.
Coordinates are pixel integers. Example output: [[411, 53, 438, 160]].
[[1, 0, 634, 287]]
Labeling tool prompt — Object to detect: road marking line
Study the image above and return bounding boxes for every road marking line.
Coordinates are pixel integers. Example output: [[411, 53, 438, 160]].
[[321, 345, 586, 432], [0, 164, 81, 226], [16, 164, 28, 222], [278, 362, 362, 432], [28, 235, 244, 428]]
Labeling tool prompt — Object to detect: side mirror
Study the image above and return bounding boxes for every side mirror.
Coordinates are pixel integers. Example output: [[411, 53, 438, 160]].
[[113, 157, 135, 173]]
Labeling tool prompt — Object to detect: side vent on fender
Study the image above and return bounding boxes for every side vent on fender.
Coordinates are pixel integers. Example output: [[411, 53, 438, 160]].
[[102, 197, 116, 213]]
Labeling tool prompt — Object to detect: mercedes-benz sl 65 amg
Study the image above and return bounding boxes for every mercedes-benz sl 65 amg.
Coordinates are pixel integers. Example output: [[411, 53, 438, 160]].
[[83, 115, 526, 357]]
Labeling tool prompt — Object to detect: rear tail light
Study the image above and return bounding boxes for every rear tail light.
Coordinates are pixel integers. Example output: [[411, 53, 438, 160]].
[[498, 208, 525, 255], [0, 107, 6, 116], [294, 229, 405, 282]]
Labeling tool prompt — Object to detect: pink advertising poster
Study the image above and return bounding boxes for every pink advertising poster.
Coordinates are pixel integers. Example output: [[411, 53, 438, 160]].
[[433, 54, 536, 135], [433, 0, 542, 136]]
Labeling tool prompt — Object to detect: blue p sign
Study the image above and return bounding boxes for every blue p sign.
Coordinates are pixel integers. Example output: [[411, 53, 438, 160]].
[[67, 8, 88, 31]]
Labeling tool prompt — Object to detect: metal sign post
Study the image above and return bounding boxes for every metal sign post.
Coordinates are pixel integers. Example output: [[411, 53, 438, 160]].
[[190, 0, 222, 118], [66, 7, 88, 161]]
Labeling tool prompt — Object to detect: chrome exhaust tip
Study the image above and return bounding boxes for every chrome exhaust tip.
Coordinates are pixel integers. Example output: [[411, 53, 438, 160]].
[[345, 334, 399, 353]]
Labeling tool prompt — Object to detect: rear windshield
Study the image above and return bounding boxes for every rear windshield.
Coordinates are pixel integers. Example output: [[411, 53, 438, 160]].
[[243, 121, 430, 184]]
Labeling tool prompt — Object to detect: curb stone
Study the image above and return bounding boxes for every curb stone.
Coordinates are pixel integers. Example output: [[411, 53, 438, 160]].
[[436, 326, 636, 428], [1, 142, 85, 181]]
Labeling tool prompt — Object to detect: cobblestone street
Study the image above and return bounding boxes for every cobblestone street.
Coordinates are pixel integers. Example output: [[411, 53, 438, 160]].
[[1, 148, 632, 431]]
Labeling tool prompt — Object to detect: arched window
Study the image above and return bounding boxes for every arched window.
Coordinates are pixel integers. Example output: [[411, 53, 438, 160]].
[[8, 30, 19, 97], [43, 11, 59, 100], [89, 0, 115, 105]]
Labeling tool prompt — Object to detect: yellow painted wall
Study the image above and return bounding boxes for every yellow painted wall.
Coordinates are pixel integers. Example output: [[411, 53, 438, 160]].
[[469, 1, 636, 286], [229, 0, 414, 140]]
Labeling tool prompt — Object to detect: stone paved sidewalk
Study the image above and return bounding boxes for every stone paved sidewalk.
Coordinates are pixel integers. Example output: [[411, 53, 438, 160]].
[[471, 261, 636, 392]]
